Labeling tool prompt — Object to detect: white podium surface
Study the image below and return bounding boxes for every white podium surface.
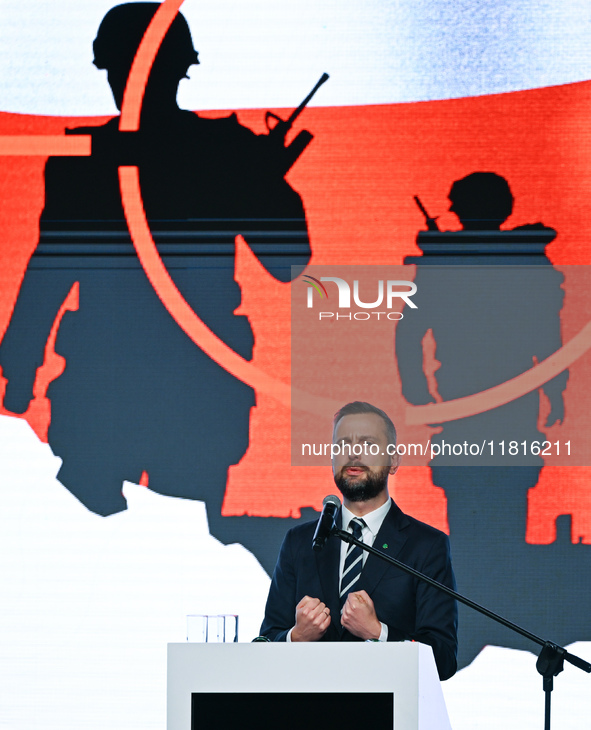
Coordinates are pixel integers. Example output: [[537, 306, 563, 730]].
[[167, 641, 452, 730]]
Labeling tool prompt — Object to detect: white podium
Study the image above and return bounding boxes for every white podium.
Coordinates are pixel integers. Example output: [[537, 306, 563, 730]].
[[167, 642, 452, 730]]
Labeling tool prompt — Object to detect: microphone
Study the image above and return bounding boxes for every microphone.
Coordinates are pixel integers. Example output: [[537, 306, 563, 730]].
[[312, 495, 341, 551]]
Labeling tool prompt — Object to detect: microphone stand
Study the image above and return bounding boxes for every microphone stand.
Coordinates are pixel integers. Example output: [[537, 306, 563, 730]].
[[331, 526, 591, 730]]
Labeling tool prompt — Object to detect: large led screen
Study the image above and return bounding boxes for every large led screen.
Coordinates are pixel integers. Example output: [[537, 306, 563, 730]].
[[1, 1, 591, 728]]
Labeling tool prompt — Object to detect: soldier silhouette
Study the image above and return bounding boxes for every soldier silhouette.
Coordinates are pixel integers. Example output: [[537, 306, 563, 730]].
[[397, 172, 580, 667], [0, 3, 313, 567]]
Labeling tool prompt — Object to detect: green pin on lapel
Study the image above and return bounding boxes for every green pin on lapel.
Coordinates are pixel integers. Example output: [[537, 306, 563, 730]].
[[382, 543, 388, 549]]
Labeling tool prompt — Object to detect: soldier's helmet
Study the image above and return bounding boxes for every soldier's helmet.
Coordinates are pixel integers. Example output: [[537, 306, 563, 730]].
[[449, 172, 514, 229], [93, 2, 199, 78]]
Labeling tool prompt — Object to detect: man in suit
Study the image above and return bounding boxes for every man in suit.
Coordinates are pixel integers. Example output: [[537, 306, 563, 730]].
[[259, 401, 458, 681]]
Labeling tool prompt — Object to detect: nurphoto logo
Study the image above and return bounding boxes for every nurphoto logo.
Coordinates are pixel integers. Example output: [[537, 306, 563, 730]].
[[304, 275, 417, 321]]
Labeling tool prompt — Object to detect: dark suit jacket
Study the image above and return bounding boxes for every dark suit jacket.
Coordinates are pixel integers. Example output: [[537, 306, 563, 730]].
[[259, 500, 458, 680]]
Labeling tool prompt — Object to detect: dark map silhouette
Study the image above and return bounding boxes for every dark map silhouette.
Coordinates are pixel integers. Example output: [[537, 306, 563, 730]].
[[397, 172, 591, 667], [0, 2, 319, 567]]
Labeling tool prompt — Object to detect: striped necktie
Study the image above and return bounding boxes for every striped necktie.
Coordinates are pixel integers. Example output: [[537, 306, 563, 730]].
[[340, 517, 366, 607]]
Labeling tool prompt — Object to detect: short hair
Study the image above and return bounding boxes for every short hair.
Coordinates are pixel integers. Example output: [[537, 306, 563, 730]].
[[332, 401, 397, 447]]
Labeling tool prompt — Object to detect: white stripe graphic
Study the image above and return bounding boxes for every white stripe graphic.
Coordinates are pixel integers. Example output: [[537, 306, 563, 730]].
[[1, 0, 591, 116]]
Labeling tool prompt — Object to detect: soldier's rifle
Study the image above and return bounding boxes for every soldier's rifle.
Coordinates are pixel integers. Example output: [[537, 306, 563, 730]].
[[263, 72, 329, 174], [414, 195, 440, 231]]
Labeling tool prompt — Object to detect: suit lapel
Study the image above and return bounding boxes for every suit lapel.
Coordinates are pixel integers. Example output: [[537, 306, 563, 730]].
[[358, 500, 410, 597], [315, 509, 343, 637]]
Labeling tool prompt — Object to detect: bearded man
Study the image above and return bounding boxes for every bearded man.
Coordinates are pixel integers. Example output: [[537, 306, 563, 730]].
[[259, 401, 458, 681]]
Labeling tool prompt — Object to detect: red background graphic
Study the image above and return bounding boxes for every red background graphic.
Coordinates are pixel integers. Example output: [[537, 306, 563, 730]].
[[2, 79, 591, 540]]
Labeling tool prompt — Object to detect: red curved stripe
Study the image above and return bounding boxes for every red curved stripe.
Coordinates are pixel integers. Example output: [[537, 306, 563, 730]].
[[119, 0, 185, 132]]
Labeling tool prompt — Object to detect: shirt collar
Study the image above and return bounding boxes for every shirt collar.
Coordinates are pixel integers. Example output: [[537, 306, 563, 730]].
[[342, 496, 391, 538]]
